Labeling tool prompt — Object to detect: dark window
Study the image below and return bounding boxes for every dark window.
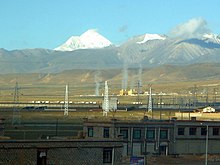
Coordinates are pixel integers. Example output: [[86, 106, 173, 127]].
[[160, 130, 168, 139], [189, 127, 197, 135], [103, 127, 110, 138], [213, 127, 219, 136], [147, 130, 155, 139], [103, 148, 112, 163], [133, 129, 141, 139], [120, 129, 128, 139], [37, 149, 47, 165], [87, 127, 93, 137], [201, 127, 207, 136], [178, 127, 185, 135]]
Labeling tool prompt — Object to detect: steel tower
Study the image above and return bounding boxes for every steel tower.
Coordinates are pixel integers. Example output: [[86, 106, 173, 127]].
[[103, 81, 109, 116], [64, 85, 69, 116], [12, 82, 21, 125], [148, 84, 153, 112]]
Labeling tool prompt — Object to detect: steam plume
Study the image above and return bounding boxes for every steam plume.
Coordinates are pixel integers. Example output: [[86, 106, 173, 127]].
[[122, 64, 128, 90], [138, 64, 142, 87], [94, 71, 102, 96]]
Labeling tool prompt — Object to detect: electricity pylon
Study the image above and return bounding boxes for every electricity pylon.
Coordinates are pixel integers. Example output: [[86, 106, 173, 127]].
[[64, 85, 69, 116], [103, 81, 109, 116], [12, 82, 21, 125], [148, 84, 153, 112]]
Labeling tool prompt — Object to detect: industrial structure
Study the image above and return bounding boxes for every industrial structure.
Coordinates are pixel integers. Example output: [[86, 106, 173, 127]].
[[12, 82, 21, 125], [64, 85, 69, 116], [102, 81, 109, 116], [148, 84, 153, 112]]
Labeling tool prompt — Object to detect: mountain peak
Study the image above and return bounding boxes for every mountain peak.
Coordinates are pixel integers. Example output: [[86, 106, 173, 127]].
[[202, 33, 220, 44], [54, 29, 112, 51], [137, 33, 166, 44]]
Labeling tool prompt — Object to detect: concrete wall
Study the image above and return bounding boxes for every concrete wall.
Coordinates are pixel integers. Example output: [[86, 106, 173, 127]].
[[0, 119, 4, 136], [175, 140, 220, 154]]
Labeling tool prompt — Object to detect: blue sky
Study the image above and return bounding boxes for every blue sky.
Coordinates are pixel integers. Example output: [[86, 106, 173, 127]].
[[0, 0, 220, 50]]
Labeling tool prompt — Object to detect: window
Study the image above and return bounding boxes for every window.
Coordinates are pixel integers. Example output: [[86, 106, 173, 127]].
[[87, 127, 93, 137], [201, 127, 207, 136], [120, 129, 128, 139], [103, 127, 110, 138], [133, 129, 141, 139], [178, 127, 185, 135], [213, 127, 219, 136], [103, 148, 112, 163], [147, 130, 155, 139], [160, 130, 168, 139], [189, 127, 197, 135], [37, 149, 47, 165]]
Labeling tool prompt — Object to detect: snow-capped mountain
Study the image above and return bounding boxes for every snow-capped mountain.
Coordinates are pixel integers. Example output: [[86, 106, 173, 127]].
[[54, 29, 112, 51], [1, 31, 220, 74], [137, 33, 166, 44], [202, 33, 220, 44], [118, 32, 220, 65]]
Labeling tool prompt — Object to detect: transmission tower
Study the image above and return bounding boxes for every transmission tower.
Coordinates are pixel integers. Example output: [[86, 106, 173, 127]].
[[193, 84, 198, 107], [64, 85, 69, 116], [213, 88, 218, 103], [12, 82, 21, 125], [102, 81, 109, 116], [136, 80, 142, 103], [147, 84, 153, 112]]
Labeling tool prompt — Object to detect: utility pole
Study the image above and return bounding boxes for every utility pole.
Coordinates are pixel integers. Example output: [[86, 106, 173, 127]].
[[64, 85, 69, 116], [12, 82, 21, 125], [205, 125, 209, 165]]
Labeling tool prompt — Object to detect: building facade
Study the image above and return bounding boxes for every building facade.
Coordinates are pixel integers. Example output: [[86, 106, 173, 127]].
[[0, 139, 123, 165], [83, 117, 220, 156]]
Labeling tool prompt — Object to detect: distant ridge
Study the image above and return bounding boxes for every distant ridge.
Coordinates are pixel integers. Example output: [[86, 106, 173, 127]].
[[1, 31, 220, 73], [0, 63, 219, 86]]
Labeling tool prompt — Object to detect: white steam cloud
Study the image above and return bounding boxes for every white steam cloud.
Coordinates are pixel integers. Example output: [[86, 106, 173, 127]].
[[94, 71, 102, 96], [122, 65, 128, 90], [169, 18, 211, 38], [138, 64, 142, 87]]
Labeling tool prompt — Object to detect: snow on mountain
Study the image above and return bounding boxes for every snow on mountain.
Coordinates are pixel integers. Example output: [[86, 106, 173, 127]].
[[137, 33, 166, 44], [202, 33, 220, 44], [54, 29, 112, 51]]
